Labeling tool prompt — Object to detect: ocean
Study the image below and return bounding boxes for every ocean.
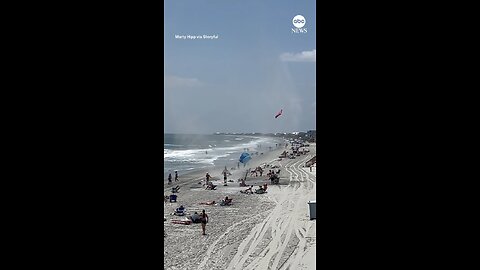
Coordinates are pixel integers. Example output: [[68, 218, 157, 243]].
[[164, 134, 281, 178]]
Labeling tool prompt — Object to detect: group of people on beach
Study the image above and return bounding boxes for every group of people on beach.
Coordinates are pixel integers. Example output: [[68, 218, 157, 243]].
[[166, 187, 223, 235], [166, 168, 243, 236], [204, 172, 217, 190], [167, 170, 179, 185], [169, 208, 209, 235], [249, 167, 263, 177], [165, 169, 210, 235], [241, 183, 268, 194], [165, 146, 287, 236]]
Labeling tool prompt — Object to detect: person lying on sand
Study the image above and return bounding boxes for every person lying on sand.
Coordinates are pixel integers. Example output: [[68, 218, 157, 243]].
[[171, 219, 192, 225], [241, 185, 254, 194], [199, 200, 216, 205]]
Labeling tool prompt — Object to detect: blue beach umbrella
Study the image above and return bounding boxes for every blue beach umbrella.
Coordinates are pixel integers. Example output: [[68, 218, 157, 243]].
[[239, 152, 251, 164]]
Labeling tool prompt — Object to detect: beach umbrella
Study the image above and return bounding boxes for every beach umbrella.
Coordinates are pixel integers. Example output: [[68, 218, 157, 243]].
[[275, 109, 283, 119], [239, 152, 251, 164]]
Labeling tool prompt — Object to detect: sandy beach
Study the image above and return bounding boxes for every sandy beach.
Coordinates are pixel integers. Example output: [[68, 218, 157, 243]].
[[164, 143, 317, 270]]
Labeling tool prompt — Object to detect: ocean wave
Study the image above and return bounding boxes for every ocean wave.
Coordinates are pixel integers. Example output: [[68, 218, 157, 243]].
[[164, 143, 184, 147], [164, 136, 280, 172]]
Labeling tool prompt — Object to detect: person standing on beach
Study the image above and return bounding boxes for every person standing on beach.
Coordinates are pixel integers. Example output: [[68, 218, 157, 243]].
[[168, 173, 172, 185], [205, 172, 211, 186], [201, 209, 209, 235], [174, 171, 178, 182], [223, 171, 227, 185]]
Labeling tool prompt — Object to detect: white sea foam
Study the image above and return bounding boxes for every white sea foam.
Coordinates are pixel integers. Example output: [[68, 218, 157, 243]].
[[164, 136, 279, 175]]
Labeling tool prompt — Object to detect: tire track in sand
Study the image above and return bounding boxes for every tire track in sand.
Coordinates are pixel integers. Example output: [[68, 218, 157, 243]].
[[226, 154, 315, 270], [279, 157, 316, 270], [196, 210, 272, 270]]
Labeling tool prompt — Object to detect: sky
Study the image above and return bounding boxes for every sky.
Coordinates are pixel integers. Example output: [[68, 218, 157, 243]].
[[164, 0, 316, 134]]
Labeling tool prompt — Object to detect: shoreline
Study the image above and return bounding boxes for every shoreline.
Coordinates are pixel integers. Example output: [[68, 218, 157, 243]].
[[163, 135, 285, 178], [163, 143, 287, 193]]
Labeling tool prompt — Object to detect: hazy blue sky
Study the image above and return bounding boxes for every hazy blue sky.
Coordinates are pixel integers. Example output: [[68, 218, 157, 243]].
[[164, 0, 316, 134]]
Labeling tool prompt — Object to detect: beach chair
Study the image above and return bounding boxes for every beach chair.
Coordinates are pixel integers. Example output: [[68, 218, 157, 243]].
[[174, 207, 186, 216], [172, 186, 180, 193], [169, 194, 177, 203]]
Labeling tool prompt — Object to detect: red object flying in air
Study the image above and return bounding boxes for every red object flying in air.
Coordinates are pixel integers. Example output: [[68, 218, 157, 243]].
[[275, 109, 283, 118]]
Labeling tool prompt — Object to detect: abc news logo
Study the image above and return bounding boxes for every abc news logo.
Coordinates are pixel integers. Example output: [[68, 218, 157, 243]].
[[292, 15, 307, 34]]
